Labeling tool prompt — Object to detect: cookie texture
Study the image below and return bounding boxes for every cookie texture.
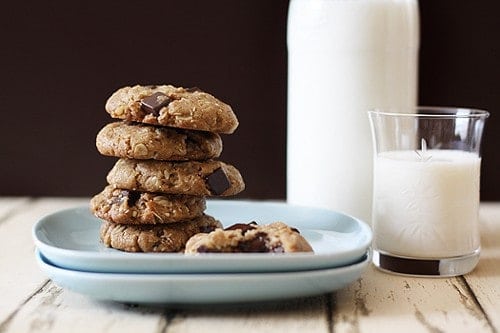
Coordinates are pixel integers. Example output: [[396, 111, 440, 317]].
[[100, 214, 222, 252], [90, 185, 206, 224], [96, 122, 222, 161], [184, 222, 314, 253], [106, 158, 245, 196], [105, 85, 238, 134]]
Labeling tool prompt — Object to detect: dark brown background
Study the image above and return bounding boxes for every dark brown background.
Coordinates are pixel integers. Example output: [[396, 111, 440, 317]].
[[0, 1, 498, 200]]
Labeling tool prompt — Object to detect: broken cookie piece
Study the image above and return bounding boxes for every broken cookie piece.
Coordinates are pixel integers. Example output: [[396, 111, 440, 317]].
[[184, 221, 314, 254]]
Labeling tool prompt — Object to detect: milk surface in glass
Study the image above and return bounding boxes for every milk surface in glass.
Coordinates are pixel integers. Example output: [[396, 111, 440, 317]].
[[287, 0, 419, 222], [373, 150, 481, 258]]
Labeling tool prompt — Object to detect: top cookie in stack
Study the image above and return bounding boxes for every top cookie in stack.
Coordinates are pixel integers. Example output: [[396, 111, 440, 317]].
[[105, 85, 238, 134], [90, 85, 245, 252]]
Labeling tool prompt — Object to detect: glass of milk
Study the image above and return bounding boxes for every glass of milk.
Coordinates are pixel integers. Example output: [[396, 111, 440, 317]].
[[368, 107, 489, 276]]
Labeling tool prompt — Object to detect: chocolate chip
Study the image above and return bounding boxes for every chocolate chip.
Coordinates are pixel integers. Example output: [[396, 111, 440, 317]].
[[196, 245, 210, 253], [126, 191, 141, 206], [206, 167, 231, 195], [290, 227, 300, 234], [238, 232, 270, 252], [196, 245, 224, 253], [140, 92, 171, 116], [225, 222, 257, 234]]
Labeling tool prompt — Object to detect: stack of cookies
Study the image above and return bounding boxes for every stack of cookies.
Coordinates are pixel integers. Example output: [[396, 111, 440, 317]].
[[90, 85, 245, 252]]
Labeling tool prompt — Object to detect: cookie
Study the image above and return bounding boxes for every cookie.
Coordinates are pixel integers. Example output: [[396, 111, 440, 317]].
[[96, 122, 223, 161], [105, 85, 238, 134], [90, 185, 206, 224], [106, 158, 245, 196], [100, 214, 222, 252], [184, 221, 314, 253]]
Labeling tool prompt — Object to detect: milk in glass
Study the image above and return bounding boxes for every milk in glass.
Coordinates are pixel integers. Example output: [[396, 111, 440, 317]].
[[373, 150, 481, 258]]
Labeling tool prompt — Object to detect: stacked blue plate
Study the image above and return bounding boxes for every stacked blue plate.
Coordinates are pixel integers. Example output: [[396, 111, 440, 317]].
[[33, 200, 372, 304]]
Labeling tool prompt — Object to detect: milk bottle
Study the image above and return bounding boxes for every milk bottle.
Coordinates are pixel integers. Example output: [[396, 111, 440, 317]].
[[287, 0, 419, 222]]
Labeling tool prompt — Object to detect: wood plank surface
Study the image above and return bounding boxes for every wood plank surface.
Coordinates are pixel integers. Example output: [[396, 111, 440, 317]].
[[0, 198, 88, 327], [165, 296, 330, 333], [1, 199, 500, 333], [0, 197, 31, 220], [1, 282, 167, 333], [2, 283, 331, 333], [332, 204, 500, 333], [463, 203, 500, 331], [333, 266, 494, 333]]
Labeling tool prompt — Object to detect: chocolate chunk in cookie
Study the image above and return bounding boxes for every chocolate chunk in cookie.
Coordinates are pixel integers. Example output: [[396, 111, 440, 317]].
[[90, 185, 206, 224], [225, 221, 257, 233], [140, 92, 171, 116], [206, 167, 231, 195], [184, 222, 314, 254]]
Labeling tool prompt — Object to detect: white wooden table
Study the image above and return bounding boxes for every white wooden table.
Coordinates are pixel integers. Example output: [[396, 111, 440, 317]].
[[1, 197, 499, 333]]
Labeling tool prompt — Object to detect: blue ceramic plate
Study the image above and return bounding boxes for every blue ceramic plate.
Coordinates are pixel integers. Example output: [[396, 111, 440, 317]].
[[36, 249, 371, 304], [33, 200, 372, 273]]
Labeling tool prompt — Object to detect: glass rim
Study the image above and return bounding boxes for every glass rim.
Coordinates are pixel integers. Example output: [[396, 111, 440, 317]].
[[368, 106, 490, 119]]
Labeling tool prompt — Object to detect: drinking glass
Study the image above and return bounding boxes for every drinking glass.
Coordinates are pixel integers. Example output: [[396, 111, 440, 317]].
[[368, 107, 489, 276]]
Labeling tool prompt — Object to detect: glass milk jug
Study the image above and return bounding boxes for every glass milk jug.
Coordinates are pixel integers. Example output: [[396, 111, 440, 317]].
[[287, 0, 420, 223]]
